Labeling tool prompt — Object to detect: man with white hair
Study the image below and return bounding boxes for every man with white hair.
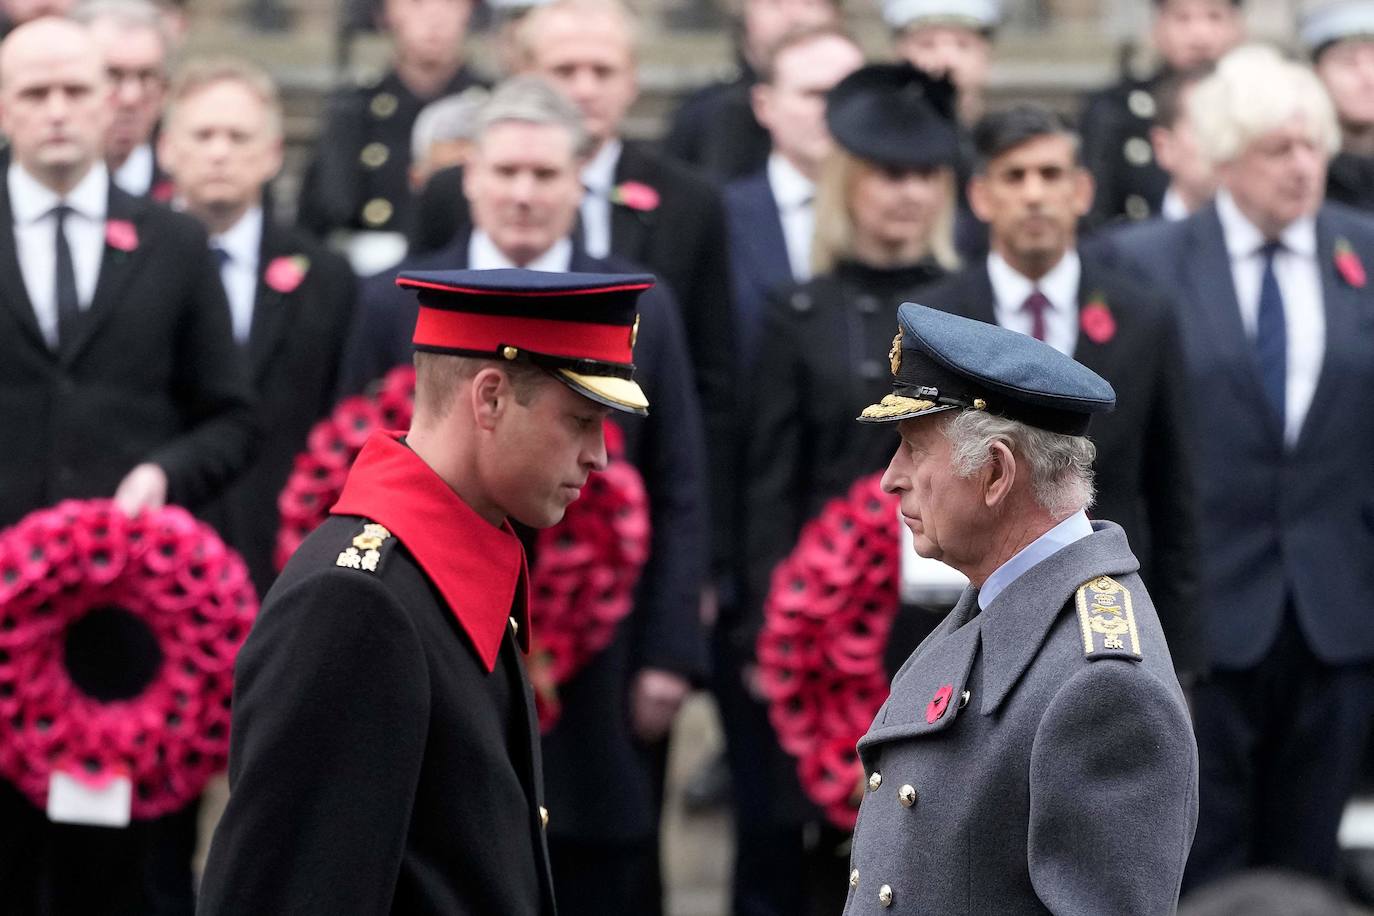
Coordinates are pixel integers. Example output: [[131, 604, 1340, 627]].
[[843, 303, 1197, 914], [1119, 44, 1374, 891]]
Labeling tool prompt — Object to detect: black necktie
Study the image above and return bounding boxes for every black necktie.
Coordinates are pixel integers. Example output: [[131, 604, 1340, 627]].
[[1255, 241, 1287, 431], [210, 245, 230, 270], [53, 204, 78, 347]]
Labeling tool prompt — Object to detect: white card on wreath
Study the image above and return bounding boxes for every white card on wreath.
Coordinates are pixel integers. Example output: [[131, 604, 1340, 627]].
[[47, 769, 132, 828]]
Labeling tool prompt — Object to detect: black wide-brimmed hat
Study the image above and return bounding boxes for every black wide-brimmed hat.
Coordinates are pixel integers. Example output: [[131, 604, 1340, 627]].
[[825, 63, 960, 169]]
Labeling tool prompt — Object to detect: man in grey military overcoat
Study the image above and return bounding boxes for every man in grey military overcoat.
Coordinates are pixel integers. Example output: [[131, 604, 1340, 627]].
[[843, 303, 1198, 914]]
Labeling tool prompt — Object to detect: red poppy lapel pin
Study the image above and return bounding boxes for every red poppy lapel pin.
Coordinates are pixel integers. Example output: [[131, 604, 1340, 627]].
[[104, 219, 138, 253], [150, 180, 175, 204], [926, 684, 954, 724], [610, 181, 660, 212], [1335, 238, 1366, 289], [1079, 293, 1116, 345], [264, 255, 310, 294]]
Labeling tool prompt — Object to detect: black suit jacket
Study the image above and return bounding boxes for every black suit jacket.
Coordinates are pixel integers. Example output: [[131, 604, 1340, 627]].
[[204, 222, 357, 596], [660, 75, 771, 184], [1116, 202, 1374, 669], [0, 180, 256, 528], [916, 257, 1203, 677], [342, 238, 708, 840], [723, 168, 791, 368]]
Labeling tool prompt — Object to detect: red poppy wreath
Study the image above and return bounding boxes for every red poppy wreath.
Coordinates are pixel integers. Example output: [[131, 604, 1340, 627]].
[[756, 472, 900, 830], [276, 366, 651, 731], [0, 500, 257, 819]]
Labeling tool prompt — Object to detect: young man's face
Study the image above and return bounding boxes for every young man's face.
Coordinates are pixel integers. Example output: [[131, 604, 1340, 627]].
[[1317, 38, 1374, 129], [969, 133, 1092, 274], [896, 24, 992, 96], [480, 376, 610, 528], [752, 33, 862, 177], [1152, 0, 1243, 72]]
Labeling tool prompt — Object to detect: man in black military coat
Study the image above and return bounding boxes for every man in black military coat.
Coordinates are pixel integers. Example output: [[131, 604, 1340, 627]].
[[1304, 0, 1374, 212], [160, 57, 358, 598], [0, 17, 256, 915], [1080, 0, 1243, 226], [340, 76, 707, 914], [296, 0, 484, 270], [918, 104, 1203, 684], [199, 265, 666, 915]]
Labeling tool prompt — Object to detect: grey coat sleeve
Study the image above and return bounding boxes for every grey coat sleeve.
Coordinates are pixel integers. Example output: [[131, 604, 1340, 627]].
[[1027, 661, 1199, 915]]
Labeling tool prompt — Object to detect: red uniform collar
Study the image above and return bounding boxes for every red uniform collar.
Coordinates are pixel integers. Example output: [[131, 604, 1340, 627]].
[[331, 431, 530, 672]]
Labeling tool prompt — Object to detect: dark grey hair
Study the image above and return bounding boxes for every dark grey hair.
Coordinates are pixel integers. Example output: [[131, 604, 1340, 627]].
[[473, 75, 595, 160]]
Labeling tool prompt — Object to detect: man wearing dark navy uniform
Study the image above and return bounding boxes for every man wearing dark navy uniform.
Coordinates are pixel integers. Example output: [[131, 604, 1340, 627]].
[[198, 267, 658, 914]]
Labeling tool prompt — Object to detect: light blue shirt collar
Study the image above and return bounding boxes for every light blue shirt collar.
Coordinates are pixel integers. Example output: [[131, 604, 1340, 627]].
[[977, 510, 1093, 610]]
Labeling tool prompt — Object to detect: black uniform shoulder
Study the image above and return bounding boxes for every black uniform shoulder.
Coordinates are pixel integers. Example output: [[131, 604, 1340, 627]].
[[622, 140, 721, 202]]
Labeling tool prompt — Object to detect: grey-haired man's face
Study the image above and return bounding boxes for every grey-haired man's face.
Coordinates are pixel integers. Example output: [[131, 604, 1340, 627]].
[[463, 120, 583, 265]]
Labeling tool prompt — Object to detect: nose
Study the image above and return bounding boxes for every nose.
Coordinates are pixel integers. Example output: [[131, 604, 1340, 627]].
[[583, 428, 608, 473], [879, 442, 909, 495]]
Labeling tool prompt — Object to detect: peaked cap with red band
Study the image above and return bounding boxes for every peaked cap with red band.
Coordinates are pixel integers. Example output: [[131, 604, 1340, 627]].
[[397, 267, 654, 415]]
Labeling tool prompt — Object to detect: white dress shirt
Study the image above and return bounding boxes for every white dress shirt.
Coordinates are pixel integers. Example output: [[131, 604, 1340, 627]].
[[1215, 189, 1325, 445], [988, 249, 1082, 358], [9, 162, 109, 349], [978, 510, 1094, 611], [210, 207, 264, 344], [112, 144, 155, 197], [579, 139, 623, 260], [1160, 186, 1190, 222], [468, 229, 573, 272], [766, 153, 816, 283]]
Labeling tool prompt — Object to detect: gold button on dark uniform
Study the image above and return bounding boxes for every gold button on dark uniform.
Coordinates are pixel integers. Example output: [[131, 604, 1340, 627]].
[[361, 198, 393, 228], [878, 884, 893, 907], [509, 616, 519, 635], [868, 772, 882, 791], [370, 92, 398, 119], [849, 868, 859, 888], [1124, 137, 1153, 167], [540, 806, 549, 829], [360, 142, 390, 169], [1128, 89, 1156, 120], [898, 784, 917, 807], [1125, 194, 1151, 221]]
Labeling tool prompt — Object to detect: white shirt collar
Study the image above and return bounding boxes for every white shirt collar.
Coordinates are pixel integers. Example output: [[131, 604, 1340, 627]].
[[8, 161, 109, 225], [210, 206, 263, 269], [766, 153, 814, 211], [1215, 188, 1317, 260], [987, 248, 1081, 316], [1160, 185, 1190, 222], [978, 510, 1094, 610], [580, 139, 623, 196], [468, 229, 573, 272], [112, 144, 155, 197]]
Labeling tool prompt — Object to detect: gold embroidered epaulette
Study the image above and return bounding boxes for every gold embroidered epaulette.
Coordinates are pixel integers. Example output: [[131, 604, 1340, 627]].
[[335, 522, 393, 574], [1075, 575, 1142, 660]]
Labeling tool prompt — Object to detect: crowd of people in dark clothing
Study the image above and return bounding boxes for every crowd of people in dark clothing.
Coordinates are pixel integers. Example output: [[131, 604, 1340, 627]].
[[3, 0, 1374, 911]]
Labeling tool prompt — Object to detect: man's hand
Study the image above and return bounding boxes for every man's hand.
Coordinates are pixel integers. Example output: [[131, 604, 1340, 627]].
[[630, 668, 691, 743], [113, 463, 169, 517]]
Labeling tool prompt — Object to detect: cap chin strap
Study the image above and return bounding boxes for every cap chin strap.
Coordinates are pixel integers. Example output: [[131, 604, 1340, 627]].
[[860, 395, 937, 420]]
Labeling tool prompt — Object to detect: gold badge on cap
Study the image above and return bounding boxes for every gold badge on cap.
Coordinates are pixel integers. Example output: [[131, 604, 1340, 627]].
[[888, 328, 902, 376], [370, 92, 398, 119]]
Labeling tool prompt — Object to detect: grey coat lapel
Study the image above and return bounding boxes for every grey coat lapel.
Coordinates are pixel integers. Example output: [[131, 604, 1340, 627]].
[[978, 521, 1140, 715]]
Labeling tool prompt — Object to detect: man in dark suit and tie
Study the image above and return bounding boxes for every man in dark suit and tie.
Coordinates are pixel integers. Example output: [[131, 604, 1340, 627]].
[[159, 57, 358, 598], [1117, 45, 1374, 892], [917, 104, 1203, 686], [0, 16, 255, 915], [342, 76, 707, 914]]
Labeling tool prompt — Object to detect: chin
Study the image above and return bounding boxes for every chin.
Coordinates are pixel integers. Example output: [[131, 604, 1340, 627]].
[[514, 505, 566, 530]]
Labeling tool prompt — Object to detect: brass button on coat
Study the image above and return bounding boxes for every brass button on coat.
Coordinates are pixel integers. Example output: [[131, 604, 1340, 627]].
[[539, 806, 549, 829], [360, 142, 390, 168], [898, 784, 917, 807], [868, 772, 882, 791], [849, 868, 859, 888], [879, 884, 893, 907], [370, 92, 398, 118], [361, 198, 393, 227], [509, 616, 519, 635]]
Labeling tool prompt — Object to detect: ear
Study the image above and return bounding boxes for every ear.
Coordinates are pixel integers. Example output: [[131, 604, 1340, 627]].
[[265, 135, 285, 183], [750, 82, 771, 130], [1071, 166, 1095, 219], [981, 439, 1018, 509], [469, 367, 507, 432], [155, 129, 175, 176], [1148, 124, 1173, 173], [967, 173, 992, 223]]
